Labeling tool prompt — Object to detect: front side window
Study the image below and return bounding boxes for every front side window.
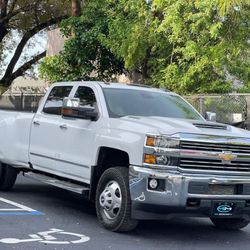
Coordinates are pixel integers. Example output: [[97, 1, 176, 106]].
[[43, 86, 73, 115], [74, 86, 97, 109]]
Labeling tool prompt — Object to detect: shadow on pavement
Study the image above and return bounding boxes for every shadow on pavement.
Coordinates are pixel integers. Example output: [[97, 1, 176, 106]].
[[129, 215, 250, 248], [12, 178, 96, 216]]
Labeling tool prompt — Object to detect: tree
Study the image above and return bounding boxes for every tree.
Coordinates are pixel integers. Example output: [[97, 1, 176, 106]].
[[39, 1, 124, 83], [0, 0, 71, 87], [104, 0, 249, 93], [39, 0, 250, 94]]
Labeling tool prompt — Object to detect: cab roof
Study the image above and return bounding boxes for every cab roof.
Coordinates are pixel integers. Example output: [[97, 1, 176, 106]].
[[52, 81, 174, 95]]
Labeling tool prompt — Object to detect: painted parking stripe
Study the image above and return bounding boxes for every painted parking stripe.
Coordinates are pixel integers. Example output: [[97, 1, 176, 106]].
[[0, 211, 43, 216], [0, 197, 43, 216]]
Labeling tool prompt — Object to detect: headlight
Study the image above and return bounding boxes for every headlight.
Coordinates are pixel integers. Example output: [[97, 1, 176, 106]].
[[145, 135, 179, 148], [144, 135, 180, 166]]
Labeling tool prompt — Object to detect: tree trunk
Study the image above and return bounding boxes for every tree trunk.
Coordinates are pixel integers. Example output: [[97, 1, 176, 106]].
[[0, 16, 66, 87], [0, 51, 46, 86], [0, 1, 69, 87], [0, 24, 7, 42], [127, 70, 144, 84], [72, 0, 81, 17]]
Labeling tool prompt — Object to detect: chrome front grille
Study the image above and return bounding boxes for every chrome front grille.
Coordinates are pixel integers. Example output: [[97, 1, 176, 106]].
[[180, 141, 250, 154], [179, 158, 250, 172], [179, 140, 250, 173]]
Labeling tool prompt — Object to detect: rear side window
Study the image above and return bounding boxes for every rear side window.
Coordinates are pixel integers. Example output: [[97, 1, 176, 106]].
[[74, 86, 97, 109], [43, 86, 73, 115]]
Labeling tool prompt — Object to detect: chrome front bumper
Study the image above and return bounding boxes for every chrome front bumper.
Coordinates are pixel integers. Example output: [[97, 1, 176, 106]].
[[129, 165, 250, 220]]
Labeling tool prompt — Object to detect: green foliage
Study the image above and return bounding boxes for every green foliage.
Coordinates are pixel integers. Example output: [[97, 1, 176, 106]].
[[8, 0, 70, 31], [215, 0, 247, 15], [40, 0, 250, 94], [39, 56, 78, 83], [40, 1, 124, 82], [148, 0, 249, 94]]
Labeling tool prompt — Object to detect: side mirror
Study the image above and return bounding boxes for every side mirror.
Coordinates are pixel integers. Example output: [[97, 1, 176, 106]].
[[63, 97, 80, 108], [62, 97, 98, 121], [205, 111, 217, 122]]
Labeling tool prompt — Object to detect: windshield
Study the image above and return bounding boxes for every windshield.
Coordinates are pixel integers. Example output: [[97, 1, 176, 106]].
[[103, 88, 203, 120]]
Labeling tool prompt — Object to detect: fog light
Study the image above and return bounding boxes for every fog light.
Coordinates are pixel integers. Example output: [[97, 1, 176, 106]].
[[149, 178, 158, 189]]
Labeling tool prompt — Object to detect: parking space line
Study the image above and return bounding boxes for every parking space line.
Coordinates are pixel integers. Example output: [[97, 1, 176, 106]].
[[0, 209, 24, 211], [0, 211, 43, 216], [0, 197, 43, 216]]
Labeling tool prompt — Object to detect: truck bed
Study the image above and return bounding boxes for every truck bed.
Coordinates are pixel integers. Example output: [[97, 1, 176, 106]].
[[0, 110, 35, 168]]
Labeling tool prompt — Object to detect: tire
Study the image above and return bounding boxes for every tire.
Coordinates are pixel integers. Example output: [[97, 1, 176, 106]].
[[95, 167, 138, 232], [211, 218, 250, 230], [0, 164, 18, 191]]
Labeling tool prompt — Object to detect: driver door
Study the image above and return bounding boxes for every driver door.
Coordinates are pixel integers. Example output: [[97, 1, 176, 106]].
[[52, 85, 100, 183]]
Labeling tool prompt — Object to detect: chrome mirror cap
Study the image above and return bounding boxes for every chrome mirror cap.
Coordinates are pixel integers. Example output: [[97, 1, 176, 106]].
[[63, 98, 80, 108]]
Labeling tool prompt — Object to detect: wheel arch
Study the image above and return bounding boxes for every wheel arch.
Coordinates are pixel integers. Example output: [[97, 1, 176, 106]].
[[90, 147, 130, 201]]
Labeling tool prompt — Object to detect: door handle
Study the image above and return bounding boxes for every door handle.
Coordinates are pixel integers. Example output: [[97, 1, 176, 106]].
[[59, 124, 68, 129], [33, 120, 40, 126]]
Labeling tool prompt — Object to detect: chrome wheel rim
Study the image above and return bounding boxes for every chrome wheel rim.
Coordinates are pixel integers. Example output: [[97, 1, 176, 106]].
[[99, 180, 122, 220]]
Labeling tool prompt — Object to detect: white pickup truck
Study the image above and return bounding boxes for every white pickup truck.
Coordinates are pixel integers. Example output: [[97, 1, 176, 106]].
[[1, 81, 250, 232]]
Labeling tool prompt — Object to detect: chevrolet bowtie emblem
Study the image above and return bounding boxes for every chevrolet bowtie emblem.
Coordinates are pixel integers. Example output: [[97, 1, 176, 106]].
[[218, 151, 237, 162]]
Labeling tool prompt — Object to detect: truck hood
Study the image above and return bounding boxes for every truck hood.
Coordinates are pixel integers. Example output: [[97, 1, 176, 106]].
[[120, 116, 250, 138]]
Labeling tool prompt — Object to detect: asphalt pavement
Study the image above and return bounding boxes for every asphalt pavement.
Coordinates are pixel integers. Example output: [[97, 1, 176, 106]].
[[0, 175, 250, 250]]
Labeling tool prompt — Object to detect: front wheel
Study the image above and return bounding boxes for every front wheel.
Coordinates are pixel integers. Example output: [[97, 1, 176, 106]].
[[95, 167, 138, 232], [0, 164, 18, 191], [211, 218, 250, 230]]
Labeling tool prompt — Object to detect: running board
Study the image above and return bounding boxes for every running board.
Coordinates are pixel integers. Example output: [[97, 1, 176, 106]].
[[23, 172, 89, 195]]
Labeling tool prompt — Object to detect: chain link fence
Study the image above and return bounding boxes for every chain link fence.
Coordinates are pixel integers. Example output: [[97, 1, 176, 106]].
[[0, 89, 250, 129], [0, 93, 44, 112], [185, 94, 250, 129]]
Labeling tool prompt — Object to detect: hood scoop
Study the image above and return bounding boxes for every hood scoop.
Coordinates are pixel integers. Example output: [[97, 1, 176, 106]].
[[193, 123, 228, 130]]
